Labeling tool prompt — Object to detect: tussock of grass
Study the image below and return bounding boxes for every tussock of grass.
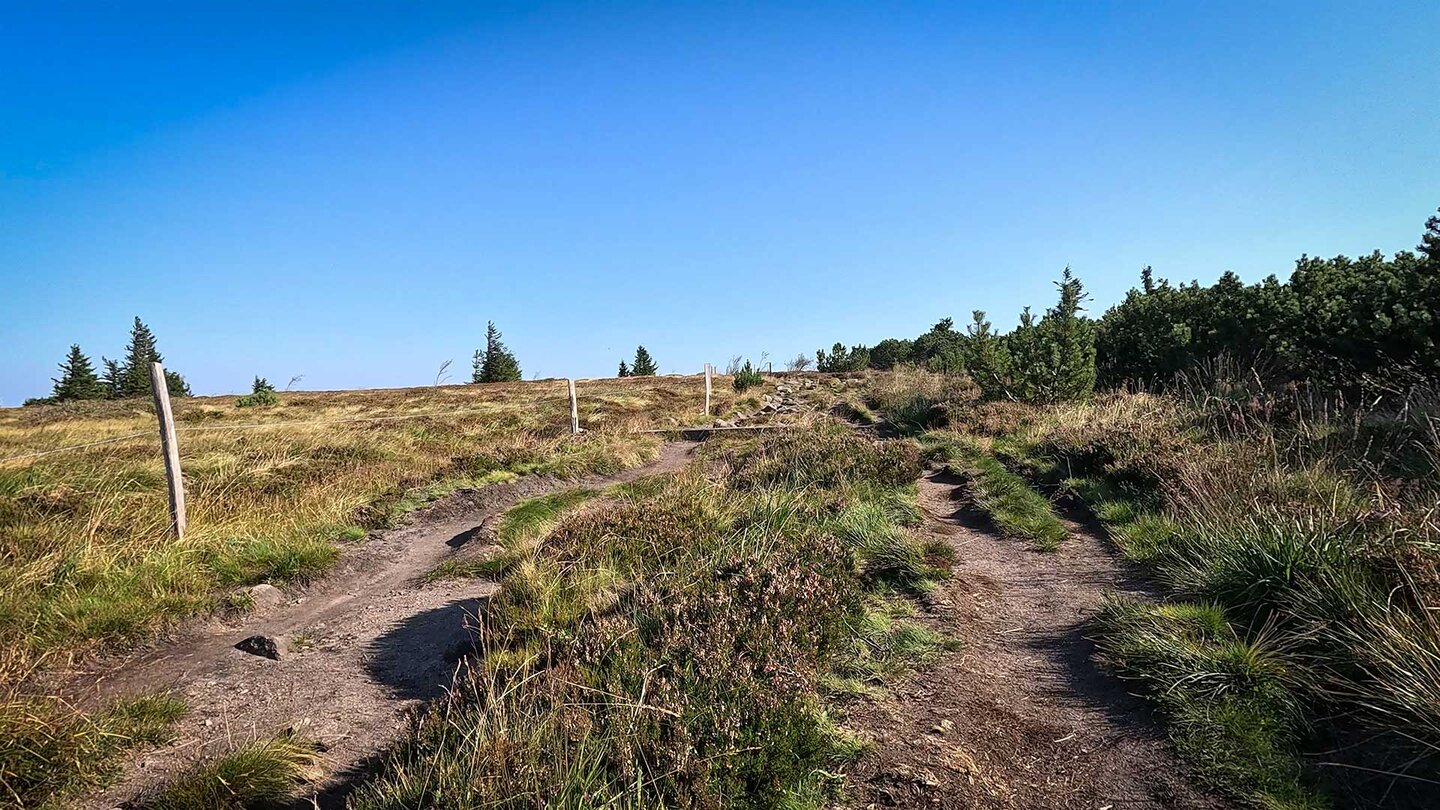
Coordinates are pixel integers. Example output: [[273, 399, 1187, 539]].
[[350, 421, 943, 808], [498, 488, 599, 545], [0, 692, 186, 808], [1092, 597, 1321, 808], [134, 733, 321, 810]]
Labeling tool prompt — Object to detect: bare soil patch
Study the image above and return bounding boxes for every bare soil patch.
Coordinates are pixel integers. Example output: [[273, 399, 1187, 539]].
[[841, 470, 1232, 810], [65, 442, 696, 808]]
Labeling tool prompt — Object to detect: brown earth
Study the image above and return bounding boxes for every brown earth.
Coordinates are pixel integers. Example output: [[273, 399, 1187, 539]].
[[67, 441, 697, 809], [840, 470, 1232, 810]]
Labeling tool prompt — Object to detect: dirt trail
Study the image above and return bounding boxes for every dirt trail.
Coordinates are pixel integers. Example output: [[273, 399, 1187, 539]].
[[843, 471, 1231, 810], [70, 441, 696, 809]]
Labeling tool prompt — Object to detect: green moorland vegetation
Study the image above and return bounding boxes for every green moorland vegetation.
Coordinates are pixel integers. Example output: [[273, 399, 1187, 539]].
[[341, 422, 952, 809], [837, 208, 1440, 808], [0, 376, 740, 808]]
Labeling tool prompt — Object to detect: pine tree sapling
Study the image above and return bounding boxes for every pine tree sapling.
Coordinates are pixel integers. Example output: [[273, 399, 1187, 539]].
[[733, 360, 764, 392], [631, 346, 658, 376], [236, 376, 279, 408], [51, 345, 107, 401], [618, 361, 631, 377]]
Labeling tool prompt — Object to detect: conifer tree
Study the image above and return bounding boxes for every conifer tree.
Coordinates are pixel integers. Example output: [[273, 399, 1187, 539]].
[[1043, 267, 1097, 401], [114, 316, 187, 397], [1421, 206, 1440, 262], [51, 345, 106, 401], [631, 346, 657, 376], [476, 321, 522, 382], [963, 311, 1013, 400], [471, 349, 485, 384], [101, 357, 122, 398], [618, 360, 630, 377]]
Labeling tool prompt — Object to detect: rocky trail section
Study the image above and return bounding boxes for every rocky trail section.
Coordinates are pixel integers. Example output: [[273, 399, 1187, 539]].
[[69, 442, 696, 809], [842, 470, 1231, 810]]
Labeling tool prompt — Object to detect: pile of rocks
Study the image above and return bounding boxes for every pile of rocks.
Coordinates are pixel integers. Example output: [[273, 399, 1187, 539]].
[[714, 377, 819, 427]]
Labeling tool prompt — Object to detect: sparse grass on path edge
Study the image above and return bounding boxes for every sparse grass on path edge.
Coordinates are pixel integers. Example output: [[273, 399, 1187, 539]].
[[921, 432, 1067, 551], [0, 692, 186, 810]]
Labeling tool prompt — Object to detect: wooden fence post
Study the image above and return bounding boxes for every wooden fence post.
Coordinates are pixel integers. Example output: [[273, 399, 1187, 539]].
[[704, 364, 712, 416], [149, 362, 186, 540], [568, 378, 579, 434]]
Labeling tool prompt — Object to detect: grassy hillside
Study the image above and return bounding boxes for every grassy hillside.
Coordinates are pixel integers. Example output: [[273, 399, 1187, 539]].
[[0, 375, 748, 807]]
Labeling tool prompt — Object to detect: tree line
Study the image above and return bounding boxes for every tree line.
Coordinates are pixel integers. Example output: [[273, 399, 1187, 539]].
[[815, 206, 1440, 402], [36, 317, 190, 405]]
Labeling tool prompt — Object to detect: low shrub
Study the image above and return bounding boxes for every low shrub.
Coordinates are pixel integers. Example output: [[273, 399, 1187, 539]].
[[733, 360, 764, 392]]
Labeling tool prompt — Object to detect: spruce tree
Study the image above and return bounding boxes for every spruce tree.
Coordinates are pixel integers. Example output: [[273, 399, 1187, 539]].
[[618, 360, 631, 377], [114, 316, 189, 397], [631, 346, 657, 376], [163, 369, 191, 397], [471, 349, 485, 384], [51, 345, 106, 401], [101, 357, 122, 398], [118, 317, 160, 396], [477, 321, 522, 382]]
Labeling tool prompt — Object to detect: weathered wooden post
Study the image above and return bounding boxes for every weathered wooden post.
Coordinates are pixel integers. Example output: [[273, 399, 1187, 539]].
[[568, 378, 579, 434], [704, 363, 712, 417], [149, 362, 186, 540]]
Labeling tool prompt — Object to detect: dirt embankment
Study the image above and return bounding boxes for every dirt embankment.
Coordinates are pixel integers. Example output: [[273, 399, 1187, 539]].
[[841, 470, 1230, 810], [69, 442, 696, 809]]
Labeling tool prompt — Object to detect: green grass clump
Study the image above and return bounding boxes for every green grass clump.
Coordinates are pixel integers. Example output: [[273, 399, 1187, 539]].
[[0, 692, 186, 809], [1092, 596, 1323, 808], [497, 488, 599, 545], [135, 733, 321, 810], [829, 497, 948, 590], [836, 596, 955, 685]]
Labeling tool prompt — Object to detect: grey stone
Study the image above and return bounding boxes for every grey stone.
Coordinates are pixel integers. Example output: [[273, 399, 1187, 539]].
[[246, 583, 283, 611]]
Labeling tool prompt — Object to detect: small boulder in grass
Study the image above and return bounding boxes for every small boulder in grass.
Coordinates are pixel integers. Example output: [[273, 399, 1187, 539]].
[[246, 583, 283, 610], [235, 634, 286, 660]]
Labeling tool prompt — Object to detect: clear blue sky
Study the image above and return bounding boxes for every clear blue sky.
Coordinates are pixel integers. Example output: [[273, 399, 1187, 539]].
[[3, 1, 1437, 403]]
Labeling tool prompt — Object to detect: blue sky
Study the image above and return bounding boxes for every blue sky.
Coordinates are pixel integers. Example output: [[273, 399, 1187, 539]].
[[2, 1, 1437, 403]]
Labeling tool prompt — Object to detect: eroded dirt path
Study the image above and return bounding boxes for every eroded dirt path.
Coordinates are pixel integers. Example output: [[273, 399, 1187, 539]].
[[70, 441, 696, 809], [842, 470, 1231, 810]]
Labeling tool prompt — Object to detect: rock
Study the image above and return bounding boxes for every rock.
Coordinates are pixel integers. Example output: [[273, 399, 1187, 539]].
[[246, 583, 283, 610], [713, 419, 735, 428], [759, 403, 778, 413], [234, 634, 286, 660]]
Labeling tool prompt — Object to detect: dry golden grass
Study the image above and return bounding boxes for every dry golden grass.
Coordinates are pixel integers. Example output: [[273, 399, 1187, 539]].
[[0, 376, 741, 687]]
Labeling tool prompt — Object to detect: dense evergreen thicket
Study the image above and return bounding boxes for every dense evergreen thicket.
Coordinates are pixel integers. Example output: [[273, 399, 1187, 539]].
[[823, 207, 1440, 402]]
